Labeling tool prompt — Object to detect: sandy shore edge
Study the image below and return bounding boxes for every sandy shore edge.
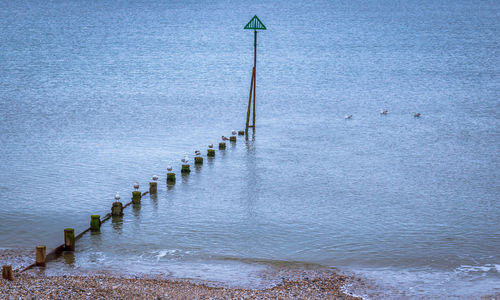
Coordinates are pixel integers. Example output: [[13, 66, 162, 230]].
[[1, 249, 362, 299]]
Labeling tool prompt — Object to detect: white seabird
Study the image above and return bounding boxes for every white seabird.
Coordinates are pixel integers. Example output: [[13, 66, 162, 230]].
[[208, 144, 213, 149], [167, 165, 172, 172], [181, 155, 189, 164], [115, 192, 120, 201], [231, 130, 236, 135], [133, 182, 139, 191], [152, 175, 158, 181], [345, 114, 353, 119], [380, 109, 388, 115]]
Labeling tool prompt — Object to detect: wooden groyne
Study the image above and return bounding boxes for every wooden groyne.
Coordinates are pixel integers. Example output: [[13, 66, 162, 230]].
[[7, 130, 247, 278]]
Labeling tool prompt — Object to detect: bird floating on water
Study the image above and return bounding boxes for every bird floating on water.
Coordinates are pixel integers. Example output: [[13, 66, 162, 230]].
[[133, 182, 139, 191], [114, 192, 120, 201], [345, 114, 353, 119], [208, 144, 213, 149], [414, 112, 421, 118], [221, 136, 229, 141], [231, 130, 236, 135], [152, 175, 158, 181], [380, 109, 388, 115], [181, 155, 189, 164], [194, 150, 201, 156], [167, 165, 172, 172]]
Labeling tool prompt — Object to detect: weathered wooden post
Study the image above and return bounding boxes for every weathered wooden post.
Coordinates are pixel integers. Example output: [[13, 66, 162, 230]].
[[150, 175, 158, 195], [181, 164, 191, 173], [207, 144, 215, 157], [230, 135, 237, 142], [2, 265, 13, 281], [238, 130, 245, 136], [111, 201, 123, 216], [166, 172, 176, 185], [90, 215, 101, 232], [132, 191, 141, 204], [35, 245, 46, 267], [244, 15, 266, 133], [219, 142, 226, 150], [112, 192, 123, 216], [64, 228, 75, 251], [149, 182, 157, 194], [132, 182, 141, 204], [194, 156, 203, 164]]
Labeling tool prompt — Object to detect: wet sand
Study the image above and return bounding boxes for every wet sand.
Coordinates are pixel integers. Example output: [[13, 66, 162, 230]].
[[1, 249, 362, 299]]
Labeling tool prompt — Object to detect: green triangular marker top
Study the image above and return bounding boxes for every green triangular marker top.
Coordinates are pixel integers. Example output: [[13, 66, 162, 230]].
[[244, 15, 266, 30]]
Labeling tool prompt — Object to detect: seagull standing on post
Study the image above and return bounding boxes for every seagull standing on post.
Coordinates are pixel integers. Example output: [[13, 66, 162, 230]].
[[133, 182, 139, 191]]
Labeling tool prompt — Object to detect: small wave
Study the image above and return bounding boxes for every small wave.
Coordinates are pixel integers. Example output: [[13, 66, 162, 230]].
[[455, 263, 500, 274], [155, 249, 179, 261], [344, 265, 500, 299]]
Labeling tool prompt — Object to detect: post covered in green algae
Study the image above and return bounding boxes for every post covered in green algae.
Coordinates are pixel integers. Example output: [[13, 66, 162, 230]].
[[207, 149, 215, 157], [35, 245, 46, 267], [194, 156, 203, 164], [219, 142, 226, 150], [111, 201, 123, 216], [181, 164, 191, 173], [167, 172, 176, 185], [230, 135, 237, 142], [90, 215, 101, 232], [238, 130, 245, 136], [132, 191, 142, 204], [64, 228, 75, 251], [149, 182, 157, 195]]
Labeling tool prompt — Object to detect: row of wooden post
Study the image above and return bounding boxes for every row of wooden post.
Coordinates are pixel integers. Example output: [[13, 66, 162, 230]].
[[2, 131, 247, 281]]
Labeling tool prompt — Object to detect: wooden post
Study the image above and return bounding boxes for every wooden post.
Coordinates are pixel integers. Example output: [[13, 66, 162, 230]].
[[246, 68, 255, 132], [35, 245, 46, 267], [219, 142, 226, 150], [2, 265, 13, 281], [252, 30, 257, 128], [64, 228, 75, 251], [207, 149, 215, 157], [181, 164, 191, 173], [238, 130, 245, 136], [149, 182, 157, 195], [166, 172, 176, 185], [90, 215, 101, 232], [132, 191, 141, 204], [244, 16, 265, 133], [111, 201, 123, 216], [194, 156, 203, 164], [230, 135, 237, 142]]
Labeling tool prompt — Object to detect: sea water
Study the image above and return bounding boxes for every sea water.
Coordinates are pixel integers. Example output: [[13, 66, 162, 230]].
[[1, 0, 499, 298]]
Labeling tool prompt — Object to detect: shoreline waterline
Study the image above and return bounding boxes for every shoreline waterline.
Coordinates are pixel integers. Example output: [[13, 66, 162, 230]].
[[0, 249, 362, 299]]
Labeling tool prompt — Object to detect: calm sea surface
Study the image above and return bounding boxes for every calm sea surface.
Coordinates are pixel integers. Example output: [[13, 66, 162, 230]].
[[1, 0, 499, 298]]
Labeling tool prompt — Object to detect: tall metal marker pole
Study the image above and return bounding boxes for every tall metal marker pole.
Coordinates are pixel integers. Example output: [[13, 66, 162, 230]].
[[244, 15, 266, 135]]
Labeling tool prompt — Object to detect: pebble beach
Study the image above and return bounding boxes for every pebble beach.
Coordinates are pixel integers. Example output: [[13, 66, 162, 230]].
[[1, 249, 362, 299]]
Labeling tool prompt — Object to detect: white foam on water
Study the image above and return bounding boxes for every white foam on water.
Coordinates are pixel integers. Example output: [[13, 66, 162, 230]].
[[155, 249, 180, 261], [343, 264, 500, 299]]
